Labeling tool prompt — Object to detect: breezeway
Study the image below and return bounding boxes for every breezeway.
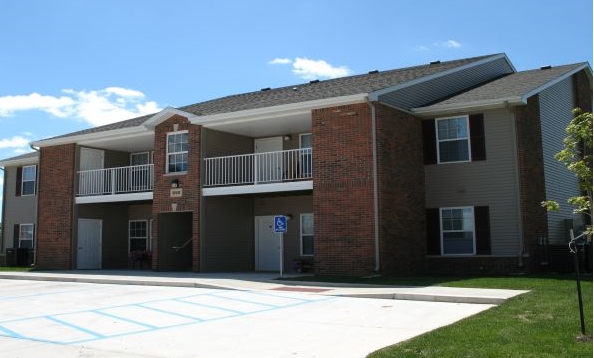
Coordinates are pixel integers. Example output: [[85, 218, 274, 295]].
[[0, 279, 496, 358]]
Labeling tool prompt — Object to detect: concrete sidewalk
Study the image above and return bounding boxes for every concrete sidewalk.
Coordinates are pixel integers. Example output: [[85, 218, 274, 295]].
[[0, 270, 528, 304]]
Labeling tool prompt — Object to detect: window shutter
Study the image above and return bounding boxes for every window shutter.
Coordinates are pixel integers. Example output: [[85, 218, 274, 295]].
[[33, 165, 38, 195], [15, 167, 22, 196], [13, 224, 19, 248], [422, 119, 437, 165], [474, 206, 491, 254], [469, 114, 486, 161], [426, 208, 441, 255]]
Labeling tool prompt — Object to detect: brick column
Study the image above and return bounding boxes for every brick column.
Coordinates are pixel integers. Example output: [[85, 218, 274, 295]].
[[312, 103, 376, 276], [152, 115, 201, 271], [36, 144, 76, 269]]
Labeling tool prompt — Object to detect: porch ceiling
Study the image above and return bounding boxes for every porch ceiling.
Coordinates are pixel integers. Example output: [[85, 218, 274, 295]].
[[77, 131, 154, 153], [202, 112, 311, 138]]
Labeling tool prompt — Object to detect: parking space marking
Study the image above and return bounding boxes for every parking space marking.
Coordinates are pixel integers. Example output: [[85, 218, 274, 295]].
[[0, 288, 334, 345]]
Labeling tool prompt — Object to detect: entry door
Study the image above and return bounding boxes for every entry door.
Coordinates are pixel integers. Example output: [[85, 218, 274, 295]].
[[80, 148, 105, 195], [255, 216, 280, 271], [77, 219, 102, 269], [254, 137, 283, 183]]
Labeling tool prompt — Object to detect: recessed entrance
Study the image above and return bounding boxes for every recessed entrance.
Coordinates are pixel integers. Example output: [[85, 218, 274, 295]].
[[158, 212, 193, 271]]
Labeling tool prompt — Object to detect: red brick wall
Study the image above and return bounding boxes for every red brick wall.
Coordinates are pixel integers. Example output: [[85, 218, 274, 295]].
[[515, 97, 548, 272], [375, 104, 426, 275], [36, 144, 76, 269], [152, 115, 201, 271], [312, 103, 376, 275]]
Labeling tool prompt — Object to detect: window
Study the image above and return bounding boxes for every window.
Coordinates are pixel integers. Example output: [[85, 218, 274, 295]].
[[19, 165, 37, 196], [440, 207, 475, 255], [129, 220, 148, 252], [130, 152, 152, 191], [436, 116, 470, 163], [300, 213, 314, 256], [166, 132, 188, 173], [17, 223, 34, 248], [422, 114, 486, 165]]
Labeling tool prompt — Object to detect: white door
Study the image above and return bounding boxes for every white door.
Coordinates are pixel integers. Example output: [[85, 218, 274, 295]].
[[80, 148, 105, 195], [77, 219, 102, 269], [254, 137, 283, 183], [255, 216, 280, 271]]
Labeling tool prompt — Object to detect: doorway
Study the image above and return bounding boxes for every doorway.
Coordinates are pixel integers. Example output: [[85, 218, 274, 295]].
[[254, 137, 283, 183], [77, 219, 102, 269], [158, 212, 193, 271], [255, 215, 280, 271]]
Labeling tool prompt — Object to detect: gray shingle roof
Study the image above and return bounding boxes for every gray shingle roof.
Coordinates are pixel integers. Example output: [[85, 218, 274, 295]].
[[425, 63, 587, 107], [39, 54, 497, 142], [0, 151, 38, 165]]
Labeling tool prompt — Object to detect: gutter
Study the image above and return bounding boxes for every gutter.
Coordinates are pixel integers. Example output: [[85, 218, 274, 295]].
[[0, 167, 5, 255], [366, 98, 381, 272]]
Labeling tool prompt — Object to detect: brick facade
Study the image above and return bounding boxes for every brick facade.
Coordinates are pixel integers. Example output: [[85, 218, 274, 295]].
[[152, 115, 201, 271], [312, 103, 376, 275], [36, 144, 76, 269], [515, 96, 548, 271], [375, 104, 426, 275]]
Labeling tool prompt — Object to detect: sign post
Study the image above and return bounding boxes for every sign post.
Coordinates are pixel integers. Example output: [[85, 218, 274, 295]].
[[274, 215, 287, 278]]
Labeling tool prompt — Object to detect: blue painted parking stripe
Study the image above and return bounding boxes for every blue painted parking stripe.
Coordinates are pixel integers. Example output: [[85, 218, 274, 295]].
[[172, 298, 248, 315], [92, 310, 158, 329], [208, 292, 282, 307], [136, 303, 205, 322], [0, 324, 24, 339], [45, 316, 106, 339]]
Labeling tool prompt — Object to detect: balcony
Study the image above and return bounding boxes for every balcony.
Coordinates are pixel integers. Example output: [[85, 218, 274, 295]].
[[76, 164, 154, 203], [203, 148, 313, 195]]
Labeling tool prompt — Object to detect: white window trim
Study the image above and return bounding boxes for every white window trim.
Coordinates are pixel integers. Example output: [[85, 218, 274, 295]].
[[128, 220, 148, 252], [439, 206, 476, 256], [300, 213, 314, 257], [166, 131, 189, 174], [21, 165, 37, 196], [18, 223, 34, 248], [435, 115, 471, 164]]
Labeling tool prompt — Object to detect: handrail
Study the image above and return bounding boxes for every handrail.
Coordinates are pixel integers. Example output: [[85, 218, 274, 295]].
[[172, 237, 192, 251]]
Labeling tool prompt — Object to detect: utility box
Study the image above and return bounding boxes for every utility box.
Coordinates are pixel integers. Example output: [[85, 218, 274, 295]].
[[16, 248, 30, 266], [5, 248, 16, 266]]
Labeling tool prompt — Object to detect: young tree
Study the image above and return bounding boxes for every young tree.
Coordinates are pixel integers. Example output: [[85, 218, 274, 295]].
[[542, 108, 593, 236]]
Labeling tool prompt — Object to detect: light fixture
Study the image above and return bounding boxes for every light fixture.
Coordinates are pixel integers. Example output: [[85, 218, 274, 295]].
[[284, 135, 292, 141], [284, 214, 293, 220], [171, 179, 180, 188]]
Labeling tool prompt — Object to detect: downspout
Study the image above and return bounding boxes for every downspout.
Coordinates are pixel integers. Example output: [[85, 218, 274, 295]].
[[0, 167, 5, 255], [29, 144, 40, 266], [367, 98, 381, 272], [509, 105, 525, 267]]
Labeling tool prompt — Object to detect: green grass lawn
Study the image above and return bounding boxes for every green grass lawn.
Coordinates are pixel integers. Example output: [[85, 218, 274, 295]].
[[288, 274, 593, 357]]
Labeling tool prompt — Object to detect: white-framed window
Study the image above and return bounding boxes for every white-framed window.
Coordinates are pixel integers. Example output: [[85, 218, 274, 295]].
[[129, 220, 148, 252], [300, 213, 314, 256], [299, 133, 312, 177], [436, 115, 470, 163], [22, 165, 37, 196], [440, 207, 475, 255], [18, 223, 34, 248], [166, 131, 188, 173]]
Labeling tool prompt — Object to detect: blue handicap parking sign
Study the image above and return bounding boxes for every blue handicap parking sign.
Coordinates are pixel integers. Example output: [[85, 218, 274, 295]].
[[274, 216, 287, 233]]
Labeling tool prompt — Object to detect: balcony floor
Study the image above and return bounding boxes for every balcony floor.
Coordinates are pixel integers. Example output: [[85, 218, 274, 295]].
[[202, 180, 313, 196]]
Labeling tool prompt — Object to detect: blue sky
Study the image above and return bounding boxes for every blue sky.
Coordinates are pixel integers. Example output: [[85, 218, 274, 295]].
[[0, 0, 592, 209]]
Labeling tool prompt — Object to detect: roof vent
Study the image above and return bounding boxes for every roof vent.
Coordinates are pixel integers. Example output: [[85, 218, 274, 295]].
[[368, 70, 379, 74], [309, 79, 320, 84], [429, 60, 441, 65], [540, 65, 552, 70], [261, 87, 271, 91]]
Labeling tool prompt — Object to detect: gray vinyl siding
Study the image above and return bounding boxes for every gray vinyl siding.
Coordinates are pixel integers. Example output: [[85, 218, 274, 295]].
[[202, 128, 253, 158], [538, 76, 581, 244], [2, 166, 38, 252], [425, 108, 522, 255], [379, 57, 514, 110]]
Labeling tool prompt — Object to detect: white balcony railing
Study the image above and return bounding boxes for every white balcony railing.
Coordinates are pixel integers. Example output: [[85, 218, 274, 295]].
[[77, 164, 154, 196], [204, 148, 312, 187]]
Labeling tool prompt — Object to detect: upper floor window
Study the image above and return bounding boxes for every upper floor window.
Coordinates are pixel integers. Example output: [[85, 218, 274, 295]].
[[167, 132, 188, 173], [16, 165, 37, 196], [422, 114, 486, 165], [436, 116, 470, 163]]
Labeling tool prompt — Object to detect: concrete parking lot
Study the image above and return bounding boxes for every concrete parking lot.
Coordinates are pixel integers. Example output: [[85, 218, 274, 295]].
[[0, 278, 497, 358]]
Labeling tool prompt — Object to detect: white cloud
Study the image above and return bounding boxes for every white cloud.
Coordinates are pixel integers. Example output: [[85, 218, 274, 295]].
[[415, 45, 430, 52], [268, 57, 352, 80], [0, 87, 162, 127], [434, 40, 462, 48], [268, 58, 292, 65], [0, 136, 30, 149]]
